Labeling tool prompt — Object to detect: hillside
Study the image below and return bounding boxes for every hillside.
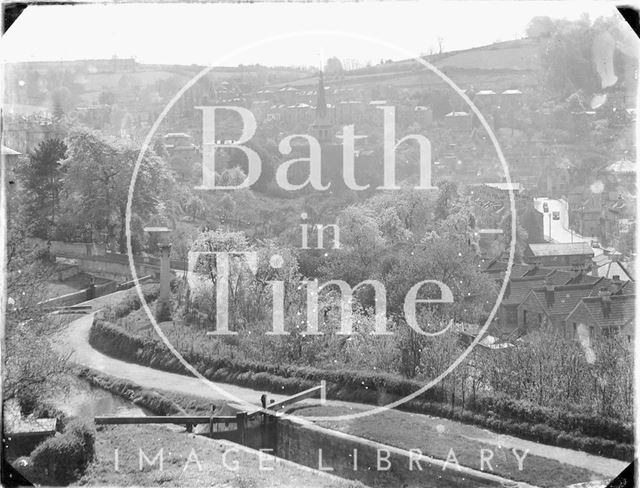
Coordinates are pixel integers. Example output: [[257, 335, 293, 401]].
[[268, 37, 543, 92]]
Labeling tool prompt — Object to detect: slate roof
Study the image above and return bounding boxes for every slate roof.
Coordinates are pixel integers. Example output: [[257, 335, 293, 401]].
[[528, 242, 594, 257], [546, 270, 575, 285], [577, 294, 635, 330], [621, 281, 635, 295], [483, 260, 532, 277], [567, 273, 602, 285], [503, 277, 546, 305], [522, 266, 556, 277], [530, 284, 597, 316]]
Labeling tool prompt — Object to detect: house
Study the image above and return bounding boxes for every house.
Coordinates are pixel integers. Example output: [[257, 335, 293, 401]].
[[518, 283, 599, 332], [605, 195, 635, 244], [163, 133, 197, 153], [542, 158, 574, 197], [600, 160, 635, 192], [524, 242, 594, 269], [518, 204, 545, 244], [565, 293, 635, 348], [572, 192, 604, 241], [443, 111, 472, 131], [492, 267, 589, 334], [495, 276, 547, 334], [517, 272, 633, 334]]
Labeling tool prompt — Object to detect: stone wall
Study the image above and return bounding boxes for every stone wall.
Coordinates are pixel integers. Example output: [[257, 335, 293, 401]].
[[274, 417, 518, 488]]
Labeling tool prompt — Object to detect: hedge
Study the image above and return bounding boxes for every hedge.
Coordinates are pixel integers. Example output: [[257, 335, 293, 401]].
[[89, 316, 634, 461], [31, 419, 96, 485], [102, 283, 160, 320]]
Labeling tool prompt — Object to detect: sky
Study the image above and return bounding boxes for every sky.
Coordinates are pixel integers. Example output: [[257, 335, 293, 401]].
[[1, 1, 620, 67]]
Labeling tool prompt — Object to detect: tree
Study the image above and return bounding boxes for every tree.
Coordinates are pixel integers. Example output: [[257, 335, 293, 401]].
[[18, 138, 67, 239], [537, 15, 629, 99], [98, 90, 117, 105], [61, 129, 174, 252], [4, 190, 71, 413], [526, 16, 555, 38], [324, 57, 344, 76]]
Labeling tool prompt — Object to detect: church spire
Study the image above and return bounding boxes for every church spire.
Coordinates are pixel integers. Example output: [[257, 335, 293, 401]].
[[311, 70, 332, 144]]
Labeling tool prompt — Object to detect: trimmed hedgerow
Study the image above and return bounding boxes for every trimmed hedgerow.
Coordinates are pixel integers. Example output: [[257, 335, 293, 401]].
[[89, 316, 634, 461], [101, 284, 160, 320], [30, 419, 96, 485]]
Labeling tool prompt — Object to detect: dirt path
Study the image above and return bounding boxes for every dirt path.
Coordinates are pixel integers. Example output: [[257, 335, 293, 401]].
[[56, 293, 628, 479]]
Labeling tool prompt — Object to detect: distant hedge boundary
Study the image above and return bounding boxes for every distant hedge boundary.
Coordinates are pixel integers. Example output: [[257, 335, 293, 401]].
[[88, 315, 634, 461]]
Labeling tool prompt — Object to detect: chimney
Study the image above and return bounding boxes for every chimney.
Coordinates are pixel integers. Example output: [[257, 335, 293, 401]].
[[611, 275, 622, 295], [545, 282, 555, 308], [572, 265, 583, 281], [599, 287, 612, 318]]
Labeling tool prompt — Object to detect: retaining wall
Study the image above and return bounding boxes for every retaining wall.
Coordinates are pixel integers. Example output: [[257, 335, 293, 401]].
[[274, 418, 532, 488]]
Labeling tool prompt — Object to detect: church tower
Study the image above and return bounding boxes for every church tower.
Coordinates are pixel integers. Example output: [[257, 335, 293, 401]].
[[311, 71, 333, 144]]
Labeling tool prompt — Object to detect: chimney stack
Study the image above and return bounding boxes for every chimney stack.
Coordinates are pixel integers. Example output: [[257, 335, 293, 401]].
[[611, 275, 622, 295], [599, 287, 612, 318], [545, 281, 555, 307]]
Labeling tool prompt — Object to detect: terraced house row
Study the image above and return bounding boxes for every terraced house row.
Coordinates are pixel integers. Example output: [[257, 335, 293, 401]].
[[484, 250, 634, 347]]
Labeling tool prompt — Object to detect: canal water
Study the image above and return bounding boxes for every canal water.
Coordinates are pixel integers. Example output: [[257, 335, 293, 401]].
[[54, 380, 148, 419]]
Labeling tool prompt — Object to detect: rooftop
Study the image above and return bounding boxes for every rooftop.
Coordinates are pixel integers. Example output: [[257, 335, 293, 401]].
[[528, 242, 594, 257], [578, 294, 635, 330], [531, 284, 597, 316]]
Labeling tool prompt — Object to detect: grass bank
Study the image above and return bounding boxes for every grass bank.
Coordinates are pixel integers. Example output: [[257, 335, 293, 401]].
[[73, 424, 366, 487]]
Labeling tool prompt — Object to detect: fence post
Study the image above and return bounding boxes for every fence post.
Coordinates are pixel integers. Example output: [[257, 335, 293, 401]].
[[236, 412, 247, 444], [209, 405, 215, 437]]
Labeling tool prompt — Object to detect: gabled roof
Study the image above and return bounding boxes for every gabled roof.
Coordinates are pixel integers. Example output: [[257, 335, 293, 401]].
[[575, 294, 635, 330], [592, 259, 634, 281], [502, 269, 579, 306], [503, 277, 546, 305], [529, 284, 597, 316]]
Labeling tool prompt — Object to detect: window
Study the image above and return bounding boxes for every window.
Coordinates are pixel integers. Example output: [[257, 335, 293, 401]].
[[628, 335, 632, 344], [523, 310, 527, 325], [589, 326, 594, 339], [538, 313, 542, 324], [573, 322, 577, 337]]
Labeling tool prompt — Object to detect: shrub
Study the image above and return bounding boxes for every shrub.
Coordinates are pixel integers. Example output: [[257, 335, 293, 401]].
[[31, 419, 95, 485], [100, 284, 160, 320]]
